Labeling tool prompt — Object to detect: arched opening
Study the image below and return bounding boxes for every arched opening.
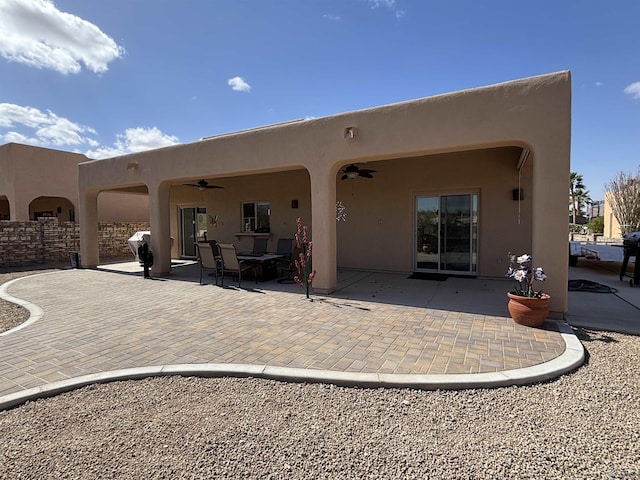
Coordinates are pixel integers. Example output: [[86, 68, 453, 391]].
[[335, 146, 532, 279], [0, 196, 9, 220], [170, 169, 310, 260], [29, 196, 76, 221]]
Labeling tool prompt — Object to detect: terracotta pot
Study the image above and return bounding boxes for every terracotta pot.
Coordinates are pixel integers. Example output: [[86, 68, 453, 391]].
[[507, 292, 550, 327]]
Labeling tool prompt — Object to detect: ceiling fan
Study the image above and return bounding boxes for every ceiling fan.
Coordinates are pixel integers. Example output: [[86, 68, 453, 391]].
[[183, 179, 224, 191], [340, 164, 376, 180]]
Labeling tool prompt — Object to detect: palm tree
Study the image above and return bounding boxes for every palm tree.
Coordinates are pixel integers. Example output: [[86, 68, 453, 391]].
[[569, 172, 591, 224]]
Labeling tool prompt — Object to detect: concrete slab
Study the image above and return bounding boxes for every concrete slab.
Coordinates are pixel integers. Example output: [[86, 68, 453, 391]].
[[567, 256, 640, 335]]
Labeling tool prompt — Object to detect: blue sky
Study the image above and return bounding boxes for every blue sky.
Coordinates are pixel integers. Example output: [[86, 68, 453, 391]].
[[1, 0, 639, 200]]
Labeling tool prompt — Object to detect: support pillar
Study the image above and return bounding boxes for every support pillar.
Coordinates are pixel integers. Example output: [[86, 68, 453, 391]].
[[148, 181, 172, 276], [79, 189, 99, 268], [531, 146, 570, 316], [308, 166, 337, 294], [10, 193, 30, 221]]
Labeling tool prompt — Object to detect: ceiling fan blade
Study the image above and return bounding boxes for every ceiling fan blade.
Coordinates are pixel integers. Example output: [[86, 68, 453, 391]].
[[359, 172, 374, 179], [341, 174, 349, 180], [359, 169, 376, 174], [183, 180, 224, 189]]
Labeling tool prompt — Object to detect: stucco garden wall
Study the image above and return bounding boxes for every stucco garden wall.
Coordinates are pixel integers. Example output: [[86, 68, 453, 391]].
[[0, 218, 149, 268]]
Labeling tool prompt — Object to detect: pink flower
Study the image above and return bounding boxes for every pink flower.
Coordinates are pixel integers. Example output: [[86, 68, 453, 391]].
[[293, 275, 303, 288], [308, 270, 316, 283], [307, 241, 312, 257], [303, 226, 308, 243]]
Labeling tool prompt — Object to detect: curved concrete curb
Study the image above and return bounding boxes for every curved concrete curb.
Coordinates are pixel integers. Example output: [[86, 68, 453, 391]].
[[0, 276, 46, 336], [0, 321, 584, 411]]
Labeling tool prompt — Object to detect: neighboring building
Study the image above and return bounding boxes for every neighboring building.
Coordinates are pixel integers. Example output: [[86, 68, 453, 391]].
[[0, 143, 148, 223], [589, 200, 604, 219], [603, 193, 623, 240], [79, 71, 571, 316]]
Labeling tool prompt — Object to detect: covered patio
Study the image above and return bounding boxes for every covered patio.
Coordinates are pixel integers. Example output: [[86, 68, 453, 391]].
[[78, 71, 571, 315]]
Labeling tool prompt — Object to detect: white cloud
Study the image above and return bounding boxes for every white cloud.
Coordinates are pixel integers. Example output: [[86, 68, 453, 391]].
[[0, 103, 179, 159], [323, 14, 342, 21], [2, 131, 30, 143], [227, 76, 251, 92], [0, 102, 97, 146], [624, 82, 640, 100], [595, 81, 604, 87], [85, 127, 179, 159], [0, 0, 124, 74], [369, 0, 396, 7], [366, 0, 405, 18]]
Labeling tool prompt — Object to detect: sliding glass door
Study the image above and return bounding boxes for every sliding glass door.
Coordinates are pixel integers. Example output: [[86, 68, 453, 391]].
[[180, 207, 207, 257], [415, 193, 478, 274]]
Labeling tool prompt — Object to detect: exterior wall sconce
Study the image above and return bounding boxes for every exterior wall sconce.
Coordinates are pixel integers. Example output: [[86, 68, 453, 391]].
[[512, 188, 524, 201], [127, 162, 139, 171], [344, 126, 356, 139]]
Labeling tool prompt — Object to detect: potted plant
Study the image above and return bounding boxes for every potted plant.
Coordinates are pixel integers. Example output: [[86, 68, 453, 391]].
[[506, 253, 549, 326]]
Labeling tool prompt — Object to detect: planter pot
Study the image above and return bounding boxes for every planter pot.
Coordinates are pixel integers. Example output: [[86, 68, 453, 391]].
[[507, 292, 550, 327]]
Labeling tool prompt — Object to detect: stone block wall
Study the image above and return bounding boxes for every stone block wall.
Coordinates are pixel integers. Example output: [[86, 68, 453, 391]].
[[0, 219, 150, 268]]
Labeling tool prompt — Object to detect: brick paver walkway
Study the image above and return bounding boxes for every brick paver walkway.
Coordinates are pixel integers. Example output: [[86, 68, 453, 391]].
[[0, 269, 568, 398]]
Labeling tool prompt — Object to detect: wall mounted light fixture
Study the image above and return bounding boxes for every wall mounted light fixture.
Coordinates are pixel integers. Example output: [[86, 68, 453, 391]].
[[512, 188, 524, 201], [126, 162, 139, 171], [344, 126, 356, 139]]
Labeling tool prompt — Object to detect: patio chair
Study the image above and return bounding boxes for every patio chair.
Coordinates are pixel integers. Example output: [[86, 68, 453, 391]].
[[240, 237, 268, 256], [217, 243, 257, 288], [196, 242, 220, 285], [273, 238, 295, 280]]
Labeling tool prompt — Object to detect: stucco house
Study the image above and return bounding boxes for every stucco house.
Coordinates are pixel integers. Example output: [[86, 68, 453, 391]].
[[78, 71, 571, 316], [0, 143, 148, 223]]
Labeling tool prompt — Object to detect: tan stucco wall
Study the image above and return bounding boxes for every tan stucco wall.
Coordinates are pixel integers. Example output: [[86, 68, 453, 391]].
[[79, 71, 571, 314], [0, 143, 149, 223], [0, 143, 84, 220], [97, 191, 149, 222], [603, 192, 623, 239]]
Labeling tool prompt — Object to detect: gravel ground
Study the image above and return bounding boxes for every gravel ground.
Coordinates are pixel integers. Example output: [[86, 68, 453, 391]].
[[1, 269, 639, 479]]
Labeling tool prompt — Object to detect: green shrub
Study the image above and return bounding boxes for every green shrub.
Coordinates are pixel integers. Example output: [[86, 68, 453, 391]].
[[587, 216, 604, 234]]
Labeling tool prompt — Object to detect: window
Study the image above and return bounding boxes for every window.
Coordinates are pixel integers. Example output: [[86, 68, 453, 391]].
[[242, 202, 270, 233]]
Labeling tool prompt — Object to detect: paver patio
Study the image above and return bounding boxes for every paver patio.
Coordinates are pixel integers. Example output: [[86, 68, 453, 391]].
[[0, 264, 579, 404]]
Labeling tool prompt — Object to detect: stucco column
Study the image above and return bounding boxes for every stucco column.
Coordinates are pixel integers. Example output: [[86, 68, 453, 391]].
[[148, 181, 172, 276], [10, 193, 30, 221], [531, 146, 570, 317], [308, 166, 337, 294], [79, 189, 99, 268]]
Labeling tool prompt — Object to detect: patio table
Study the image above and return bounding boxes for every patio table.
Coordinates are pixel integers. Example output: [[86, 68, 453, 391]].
[[236, 254, 285, 282]]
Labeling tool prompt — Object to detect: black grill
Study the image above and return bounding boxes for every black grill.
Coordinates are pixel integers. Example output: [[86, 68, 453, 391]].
[[623, 231, 640, 249], [620, 231, 640, 286]]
